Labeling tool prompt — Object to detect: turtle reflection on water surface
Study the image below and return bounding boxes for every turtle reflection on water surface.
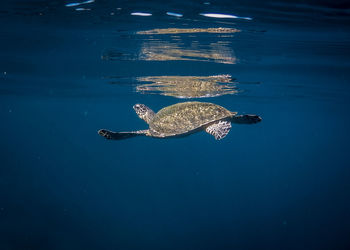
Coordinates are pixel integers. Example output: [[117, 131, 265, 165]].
[[98, 102, 261, 141], [136, 75, 237, 98]]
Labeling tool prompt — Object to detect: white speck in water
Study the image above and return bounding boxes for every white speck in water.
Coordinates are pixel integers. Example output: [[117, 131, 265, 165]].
[[110, 12, 115, 15], [116, 8, 122, 10], [203, 2, 210, 5], [131, 12, 152, 16], [9, 109, 12, 113], [3, 72, 6, 75]]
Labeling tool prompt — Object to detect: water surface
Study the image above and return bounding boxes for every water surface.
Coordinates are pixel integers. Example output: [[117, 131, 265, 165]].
[[1, 0, 350, 249]]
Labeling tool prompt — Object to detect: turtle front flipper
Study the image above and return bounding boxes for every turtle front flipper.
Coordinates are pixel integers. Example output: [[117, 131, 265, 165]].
[[98, 129, 148, 140], [205, 120, 232, 140]]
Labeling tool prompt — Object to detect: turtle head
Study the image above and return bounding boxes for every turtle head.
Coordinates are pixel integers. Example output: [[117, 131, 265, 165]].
[[133, 104, 155, 124]]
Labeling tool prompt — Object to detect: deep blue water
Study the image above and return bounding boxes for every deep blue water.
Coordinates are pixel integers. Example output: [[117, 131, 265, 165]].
[[1, 0, 350, 249]]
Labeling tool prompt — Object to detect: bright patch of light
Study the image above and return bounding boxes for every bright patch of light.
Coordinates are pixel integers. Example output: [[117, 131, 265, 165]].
[[166, 12, 183, 17], [131, 12, 152, 16], [65, 0, 95, 8], [200, 13, 252, 20], [75, 8, 90, 11], [65, 3, 80, 7]]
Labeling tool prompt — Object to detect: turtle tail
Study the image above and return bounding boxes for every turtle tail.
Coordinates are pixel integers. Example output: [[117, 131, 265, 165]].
[[98, 129, 148, 140]]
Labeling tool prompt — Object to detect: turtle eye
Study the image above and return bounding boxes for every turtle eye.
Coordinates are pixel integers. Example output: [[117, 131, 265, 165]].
[[133, 104, 141, 111]]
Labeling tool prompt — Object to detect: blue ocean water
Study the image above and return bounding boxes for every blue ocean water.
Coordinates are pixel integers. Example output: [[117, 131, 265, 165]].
[[1, 0, 350, 249]]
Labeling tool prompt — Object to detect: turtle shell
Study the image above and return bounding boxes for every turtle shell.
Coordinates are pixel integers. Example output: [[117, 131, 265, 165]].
[[149, 102, 236, 137]]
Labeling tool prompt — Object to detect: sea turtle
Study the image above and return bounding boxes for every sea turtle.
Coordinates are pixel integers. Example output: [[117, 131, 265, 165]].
[[98, 101, 261, 140]]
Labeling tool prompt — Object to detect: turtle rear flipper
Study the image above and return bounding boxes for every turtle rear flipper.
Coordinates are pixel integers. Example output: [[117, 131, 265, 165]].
[[205, 120, 232, 140], [232, 114, 262, 124], [98, 129, 148, 140]]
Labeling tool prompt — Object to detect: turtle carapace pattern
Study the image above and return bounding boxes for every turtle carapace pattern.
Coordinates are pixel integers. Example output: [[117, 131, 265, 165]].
[[98, 102, 261, 140]]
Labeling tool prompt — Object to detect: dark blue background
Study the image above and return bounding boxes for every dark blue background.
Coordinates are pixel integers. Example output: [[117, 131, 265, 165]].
[[1, 0, 350, 249]]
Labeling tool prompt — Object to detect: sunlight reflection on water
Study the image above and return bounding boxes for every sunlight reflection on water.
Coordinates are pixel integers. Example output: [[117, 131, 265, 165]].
[[200, 13, 253, 20]]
